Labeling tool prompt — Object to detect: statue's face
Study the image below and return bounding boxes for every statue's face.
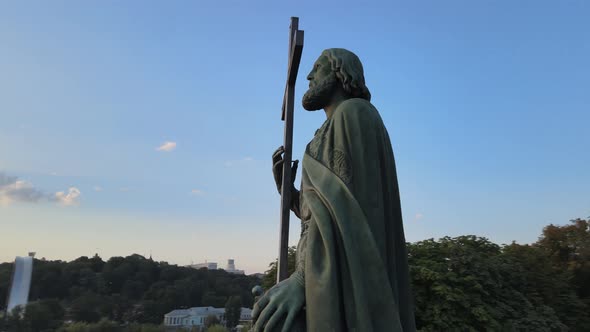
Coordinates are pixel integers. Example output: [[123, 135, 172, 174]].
[[302, 55, 339, 111], [306, 55, 332, 89]]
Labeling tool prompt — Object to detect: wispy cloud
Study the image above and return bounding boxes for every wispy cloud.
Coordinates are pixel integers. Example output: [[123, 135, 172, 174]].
[[55, 187, 81, 206], [0, 172, 80, 206], [119, 187, 132, 192], [93, 186, 103, 192], [415, 213, 424, 221], [156, 141, 177, 152], [0, 173, 44, 205], [190, 189, 204, 196]]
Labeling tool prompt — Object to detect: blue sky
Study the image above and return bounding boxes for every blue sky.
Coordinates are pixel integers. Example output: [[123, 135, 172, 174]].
[[1, 1, 589, 273]]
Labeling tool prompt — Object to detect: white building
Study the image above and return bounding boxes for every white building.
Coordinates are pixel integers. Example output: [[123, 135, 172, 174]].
[[163, 306, 252, 329], [238, 307, 253, 322], [188, 259, 245, 275], [189, 262, 218, 270], [6, 255, 34, 314], [224, 259, 245, 275]]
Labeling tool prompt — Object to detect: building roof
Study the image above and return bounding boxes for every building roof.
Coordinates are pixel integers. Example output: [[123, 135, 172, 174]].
[[165, 309, 191, 317], [165, 306, 225, 317]]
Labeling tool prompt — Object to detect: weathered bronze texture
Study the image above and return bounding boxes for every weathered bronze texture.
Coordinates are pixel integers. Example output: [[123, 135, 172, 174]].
[[254, 43, 416, 332]]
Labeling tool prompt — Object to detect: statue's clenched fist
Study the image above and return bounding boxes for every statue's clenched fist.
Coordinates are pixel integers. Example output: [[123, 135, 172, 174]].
[[272, 146, 298, 194]]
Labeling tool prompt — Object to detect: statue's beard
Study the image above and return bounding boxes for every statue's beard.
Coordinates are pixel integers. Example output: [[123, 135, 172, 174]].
[[302, 74, 339, 111]]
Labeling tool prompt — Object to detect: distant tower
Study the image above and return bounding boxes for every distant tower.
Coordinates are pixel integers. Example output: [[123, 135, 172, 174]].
[[6, 256, 34, 315], [227, 259, 235, 271]]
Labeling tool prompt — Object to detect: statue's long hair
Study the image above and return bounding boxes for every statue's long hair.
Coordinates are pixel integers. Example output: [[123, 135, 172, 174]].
[[322, 48, 371, 102]]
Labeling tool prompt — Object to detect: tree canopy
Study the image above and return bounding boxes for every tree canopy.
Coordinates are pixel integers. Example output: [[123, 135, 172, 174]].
[[262, 219, 590, 331], [0, 254, 261, 330], [1, 218, 588, 331]]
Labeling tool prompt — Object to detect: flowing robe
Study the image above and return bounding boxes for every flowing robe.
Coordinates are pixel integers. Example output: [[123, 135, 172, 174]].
[[293, 98, 416, 331]]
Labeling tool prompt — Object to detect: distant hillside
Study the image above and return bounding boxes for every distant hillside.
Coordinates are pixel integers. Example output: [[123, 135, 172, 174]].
[[0, 254, 262, 325]]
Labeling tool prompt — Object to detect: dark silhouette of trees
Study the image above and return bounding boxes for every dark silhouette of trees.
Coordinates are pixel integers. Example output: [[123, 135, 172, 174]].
[[23, 299, 65, 331], [537, 218, 590, 300], [0, 218, 588, 331], [204, 314, 220, 329], [261, 246, 296, 290], [224, 295, 242, 328], [0, 254, 260, 328]]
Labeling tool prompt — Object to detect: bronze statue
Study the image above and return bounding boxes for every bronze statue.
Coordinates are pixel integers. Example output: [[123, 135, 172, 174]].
[[252, 48, 416, 332]]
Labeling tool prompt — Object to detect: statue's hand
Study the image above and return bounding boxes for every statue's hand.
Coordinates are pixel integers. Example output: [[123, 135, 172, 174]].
[[252, 277, 304, 332], [272, 146, 299, 194]]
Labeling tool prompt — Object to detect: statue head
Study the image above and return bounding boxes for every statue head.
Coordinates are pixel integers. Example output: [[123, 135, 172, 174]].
[[302, 48, 371, 111]]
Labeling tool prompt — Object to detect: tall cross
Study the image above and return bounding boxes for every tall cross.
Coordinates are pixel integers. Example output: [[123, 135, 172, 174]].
[[278, 17, 304, 283]]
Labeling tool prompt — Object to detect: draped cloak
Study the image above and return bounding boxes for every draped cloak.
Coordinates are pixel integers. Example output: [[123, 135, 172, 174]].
[[295, 98, 416, 332]]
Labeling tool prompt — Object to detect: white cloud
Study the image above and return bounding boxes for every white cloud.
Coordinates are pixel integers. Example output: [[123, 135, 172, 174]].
[[55, 187, 81, 206], [0, 173, 44, 205], [190, 189, 204, 196], [93, 186, 103, 192], [119, 187, 132, 192], [415, 213, 424, 221], [156, 141, 177, 152], [0, 172, 81, 207]]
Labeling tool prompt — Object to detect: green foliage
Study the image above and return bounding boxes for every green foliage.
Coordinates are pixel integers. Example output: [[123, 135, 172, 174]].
[[57, 322, 91, 332], [224, 295, 242, 328], [409, 233, 589, 331], [24, 299, 65, 331], [0, 254, 260, 328], [261, 246, 296, 290], [410, 236, 522, 331], [1, 219, 588, 331], [69, 292, 106, 323], [86, 318, 118, 331], [204, 314, 220, 328], [206, 324, 228, 332], [2, 306, 27, 332], [538, 218, 590, 300], [56, 320, 165, 332], [119, 323, 166, 332], [0, 300, 64, 332], [0, 262, 13, 309], [504, 243, 585, 329], [238, 321, 252, 331], [57, 318, 119, 332]]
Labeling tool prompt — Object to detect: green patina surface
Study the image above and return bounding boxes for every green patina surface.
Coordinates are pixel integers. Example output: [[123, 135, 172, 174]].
[[253, 49, 415, 332]]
